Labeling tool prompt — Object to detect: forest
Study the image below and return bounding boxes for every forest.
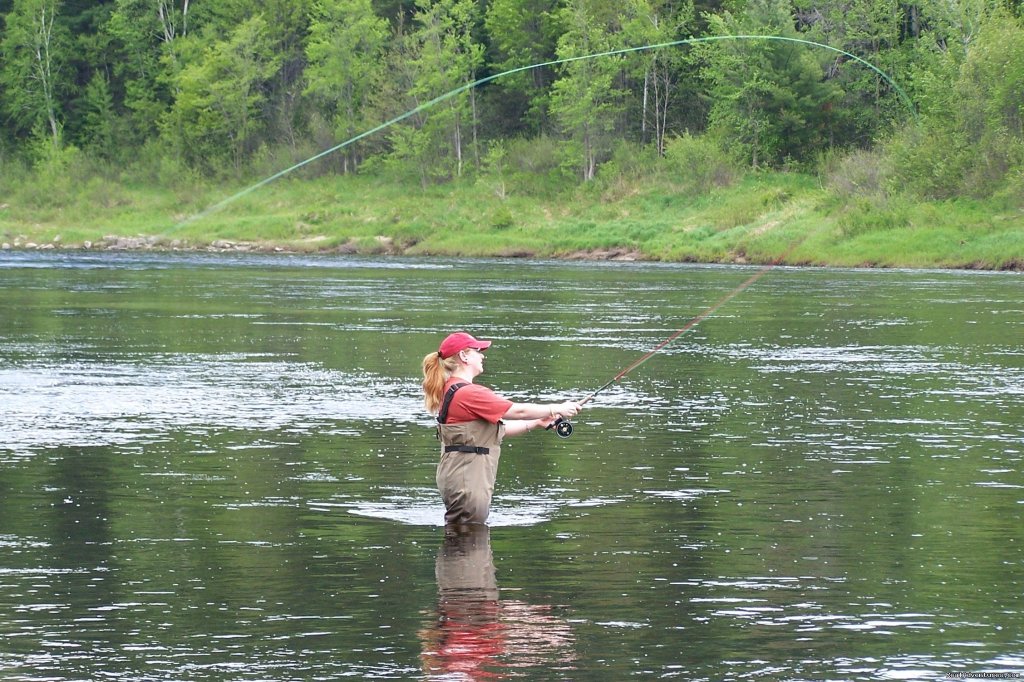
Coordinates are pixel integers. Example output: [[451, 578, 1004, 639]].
[[1, 0, 1023, 263]]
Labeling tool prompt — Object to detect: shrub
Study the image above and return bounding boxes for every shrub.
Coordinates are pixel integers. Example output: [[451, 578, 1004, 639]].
[[491, 204, 515, 230], [504, 135, 575, 196], [594, 141, 660, 200], [661, 133, 736, 195], [824, 147, 887, 199], [882, 122, 971, 200], [881, 12, 1024, 200]]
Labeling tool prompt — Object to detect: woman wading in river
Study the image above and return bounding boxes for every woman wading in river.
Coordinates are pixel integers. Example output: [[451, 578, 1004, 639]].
[[422, 331, 581, 525]]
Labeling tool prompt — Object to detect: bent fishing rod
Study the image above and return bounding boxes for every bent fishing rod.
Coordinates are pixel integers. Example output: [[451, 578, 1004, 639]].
[[547, 260, 781, 438]]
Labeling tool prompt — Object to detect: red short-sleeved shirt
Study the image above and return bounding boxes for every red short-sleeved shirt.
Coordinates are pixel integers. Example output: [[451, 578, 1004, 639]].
[[442, 378, 513, 424]]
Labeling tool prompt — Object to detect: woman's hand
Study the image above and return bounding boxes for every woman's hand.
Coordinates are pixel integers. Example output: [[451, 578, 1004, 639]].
[[551, 401, 581, 419], [536, 414, 559, 429], [505, 403, 580, 437]]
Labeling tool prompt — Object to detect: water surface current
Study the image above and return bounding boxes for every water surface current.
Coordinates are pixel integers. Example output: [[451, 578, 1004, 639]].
[[1, 252, 1022, 680]]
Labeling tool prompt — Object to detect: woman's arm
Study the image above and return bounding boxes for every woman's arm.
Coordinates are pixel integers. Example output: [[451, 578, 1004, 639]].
[[502, 400, 580, 421], [500, 400, 580, 438], [502, 417, 552, 437]]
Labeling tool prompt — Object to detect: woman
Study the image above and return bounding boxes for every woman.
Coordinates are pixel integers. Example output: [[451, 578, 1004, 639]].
[[422, 331, 581, 525]]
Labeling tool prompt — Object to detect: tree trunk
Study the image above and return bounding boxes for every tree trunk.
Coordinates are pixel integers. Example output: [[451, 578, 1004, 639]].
[[470, 86, 480, 169], [452, 106, 463, 178], [32, 2, 60, 148], [642, 66, 650, 143]]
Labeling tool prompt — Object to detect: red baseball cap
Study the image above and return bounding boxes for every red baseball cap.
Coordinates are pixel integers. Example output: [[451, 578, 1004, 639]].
[[438, 331, 492, 359]]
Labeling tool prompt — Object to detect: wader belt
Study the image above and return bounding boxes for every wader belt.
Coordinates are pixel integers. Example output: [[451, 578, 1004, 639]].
[[443, 445, 490, 454]]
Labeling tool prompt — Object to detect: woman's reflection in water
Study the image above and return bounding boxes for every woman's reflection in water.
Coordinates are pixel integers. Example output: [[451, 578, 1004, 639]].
[[420, 525, 577, 679]]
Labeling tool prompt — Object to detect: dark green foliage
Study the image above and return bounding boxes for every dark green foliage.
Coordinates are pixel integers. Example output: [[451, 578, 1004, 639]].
[[0, 0, 1021, 201]]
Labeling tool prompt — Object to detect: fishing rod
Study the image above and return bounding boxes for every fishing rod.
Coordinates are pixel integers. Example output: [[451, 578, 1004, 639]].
[[548, 259, 782, 438]]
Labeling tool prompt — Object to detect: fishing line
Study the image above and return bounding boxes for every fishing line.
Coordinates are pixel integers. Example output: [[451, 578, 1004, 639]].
[[170, 34, 917, 231], [159, 33, 916, 437]]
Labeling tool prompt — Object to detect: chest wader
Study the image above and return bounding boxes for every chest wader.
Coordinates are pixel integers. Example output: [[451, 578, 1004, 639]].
[[435, 383, 506, 525]]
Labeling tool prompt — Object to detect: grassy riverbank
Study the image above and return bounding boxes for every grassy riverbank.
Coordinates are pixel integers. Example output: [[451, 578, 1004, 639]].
[[2, 169, 1023, 270]]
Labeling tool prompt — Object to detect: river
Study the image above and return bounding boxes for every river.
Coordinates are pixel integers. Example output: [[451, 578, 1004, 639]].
[[1, 251, 1022, 680]]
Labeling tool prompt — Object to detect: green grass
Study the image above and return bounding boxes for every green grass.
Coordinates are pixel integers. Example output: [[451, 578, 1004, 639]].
[[2, 167, 1022, 270]]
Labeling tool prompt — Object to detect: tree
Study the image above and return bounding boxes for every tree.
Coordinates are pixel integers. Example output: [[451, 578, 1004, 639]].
[[618, 0, 693, 155], [105, 0, 193, 146], [164, 14, 281, 172], [388, 0, 484, 184], [887, 10, 1024, 198], [240, 0, 313, 150], [549, 0, 628, 181], [0, 0, 73, 148], [305, 0, 389, 172], [700, 0, 843, 168], [954, 12, 1024, 193], [794, 0, 905, 145], [79, 71, 117, 156], [157, 0, 189, 42], [483, 0, 561, 136]]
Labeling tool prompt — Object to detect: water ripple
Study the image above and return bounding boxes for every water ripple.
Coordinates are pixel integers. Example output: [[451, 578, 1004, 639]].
[[0, 354, 424, 455]]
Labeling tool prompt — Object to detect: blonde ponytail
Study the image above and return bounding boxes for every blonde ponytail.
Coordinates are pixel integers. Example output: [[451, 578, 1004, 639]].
[[422, 352, 458, 414]]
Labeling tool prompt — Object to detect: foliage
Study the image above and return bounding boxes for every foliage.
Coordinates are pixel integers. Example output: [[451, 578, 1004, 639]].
[[700, 0, 844, 169], [163, 16, 282, 174], [952, 12, 1024, 195], [549, 0, 628, 181], [884, 10, 1024, 199], [0, 0, 1021, 204], [617, 0, 695, 154], [79, 72, 118, 158], [382, 0, 485, 185], [0, 0, 73, 148], [483, 0, 561, 136], [104, 0, 190, 148], [305, 0, 389, 173], [661, 132, 736, 194]]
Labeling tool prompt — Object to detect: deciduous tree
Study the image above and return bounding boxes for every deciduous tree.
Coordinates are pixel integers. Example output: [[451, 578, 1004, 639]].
[[105, 0, 192, 146], [164, 14, 281, 172], [0, 0, 72, 148], [549, 0, 627, 180], [389, 0, 484, 184], [305, 0, 388, 172]]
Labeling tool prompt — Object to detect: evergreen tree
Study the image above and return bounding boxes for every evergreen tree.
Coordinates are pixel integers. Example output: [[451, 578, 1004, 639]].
[[701, 0, 843, 168], [483, 0, 560, 136]]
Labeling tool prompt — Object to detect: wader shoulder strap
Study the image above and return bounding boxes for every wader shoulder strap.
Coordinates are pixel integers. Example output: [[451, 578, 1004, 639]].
[[437, 382, 468, 425]]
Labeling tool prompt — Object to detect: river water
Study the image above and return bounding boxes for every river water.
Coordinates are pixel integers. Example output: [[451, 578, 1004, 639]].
[[1, 251, 1022, 681]]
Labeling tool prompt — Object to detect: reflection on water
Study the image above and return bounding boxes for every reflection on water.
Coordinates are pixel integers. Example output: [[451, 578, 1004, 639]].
[[420, 526, 577, 678], [1, 252, 1022, 680]]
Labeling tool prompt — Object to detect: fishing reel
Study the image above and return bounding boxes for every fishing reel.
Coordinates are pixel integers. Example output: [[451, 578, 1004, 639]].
[[546, 417, 574, 438]]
